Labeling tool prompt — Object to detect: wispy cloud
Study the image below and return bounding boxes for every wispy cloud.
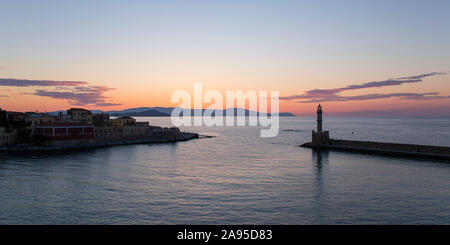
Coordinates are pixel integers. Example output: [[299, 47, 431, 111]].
[[0, 78, 120, 107], [33, 86, 121, 106], [95, 102, 122, 107], [324, 106, 450, 117], [0, 78, 87, 87], [297, 92, 450, 103], [280, 72, 448, 103]]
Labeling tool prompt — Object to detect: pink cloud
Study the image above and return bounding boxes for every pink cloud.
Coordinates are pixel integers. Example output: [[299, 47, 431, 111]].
[[280, 72, 448, 103]]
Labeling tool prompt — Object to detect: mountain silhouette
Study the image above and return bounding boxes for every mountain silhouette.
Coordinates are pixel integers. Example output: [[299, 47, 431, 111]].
[[50, 107, 295, 117]]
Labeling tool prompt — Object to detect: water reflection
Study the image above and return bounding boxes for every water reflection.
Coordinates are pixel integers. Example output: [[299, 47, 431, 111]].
[[1, 117, 450, 224], [312, 149, 329, 224]]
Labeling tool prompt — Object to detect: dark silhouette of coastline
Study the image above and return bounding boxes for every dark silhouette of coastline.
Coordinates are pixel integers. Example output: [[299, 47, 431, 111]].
[[49, 107, 296, 117]]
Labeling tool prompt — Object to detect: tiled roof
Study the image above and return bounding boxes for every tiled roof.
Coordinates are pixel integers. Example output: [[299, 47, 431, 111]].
[[67, 108, 90, 111]]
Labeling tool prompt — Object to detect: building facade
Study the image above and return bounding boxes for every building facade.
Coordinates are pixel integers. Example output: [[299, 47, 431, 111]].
[[117, 116, 136, 126], [7, 111, 26, 122], [1, 107, 178, 145], [110, 119, 123, 127], [92, 113, 111, 126], [95, 125, 123, 138], [67, 108, 93, 124], [123, 122, 150, 137], [0, 127, 18, 146], [34, 122, 95, 140], [0, 108, 7, 127], [25, 113, 56, 136]]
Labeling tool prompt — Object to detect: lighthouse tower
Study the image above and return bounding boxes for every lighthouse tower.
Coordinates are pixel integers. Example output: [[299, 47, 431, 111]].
[[312, 104, 329, 145], [317, 104, 323, 133]]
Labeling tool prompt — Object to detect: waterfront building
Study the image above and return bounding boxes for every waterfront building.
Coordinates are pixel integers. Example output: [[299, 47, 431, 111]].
[[117, 116, 136, 126], [110, 116, 136, 127], [7, 111, 26, 122], [67, 108, 93, 124], [92, 113, 111, 126], [0, 127, 18, 146], [55, 111, 70, 122], [25, 113, 55, 126], [123, 122, 150, 137], [95, 125, 122, 138], [110, 118, 123, 127], [0, 107, 183, 145], [96, 122, 151, 138], [0, 108, 7, 127], [25, 113, 56, 136], [34, 122, 95, 140]]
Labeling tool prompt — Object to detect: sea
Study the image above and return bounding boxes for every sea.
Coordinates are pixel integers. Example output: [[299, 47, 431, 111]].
[[0, 117, 449, 224]]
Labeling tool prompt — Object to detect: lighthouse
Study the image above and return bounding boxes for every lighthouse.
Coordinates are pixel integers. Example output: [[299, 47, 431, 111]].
[[317, 104, 323, 133], [311, 104, 329, 145]]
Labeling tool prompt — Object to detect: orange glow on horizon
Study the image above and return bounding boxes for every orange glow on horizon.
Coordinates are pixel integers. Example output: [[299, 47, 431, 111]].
[[1, 73, 449, 116]]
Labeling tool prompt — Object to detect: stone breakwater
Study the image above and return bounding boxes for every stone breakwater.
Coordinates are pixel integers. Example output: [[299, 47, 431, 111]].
[[0, 132, 199, 151], [301, 139, 450, 161]]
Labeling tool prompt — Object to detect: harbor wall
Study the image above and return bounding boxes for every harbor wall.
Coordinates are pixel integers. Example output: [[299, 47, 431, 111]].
[[301, 139, 450, 160], [0, 132, 198, 151]]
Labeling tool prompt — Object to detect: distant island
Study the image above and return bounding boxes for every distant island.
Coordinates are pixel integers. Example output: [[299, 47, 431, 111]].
[[116, 109, 172, 117], [49, 107, 296, 117]]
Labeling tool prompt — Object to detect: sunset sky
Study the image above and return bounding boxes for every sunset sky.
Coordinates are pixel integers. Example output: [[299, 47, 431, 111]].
[[1, 0, 449, 116]]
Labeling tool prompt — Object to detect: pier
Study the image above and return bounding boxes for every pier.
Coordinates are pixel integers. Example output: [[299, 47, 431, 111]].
[[301, 105, 450, 161]]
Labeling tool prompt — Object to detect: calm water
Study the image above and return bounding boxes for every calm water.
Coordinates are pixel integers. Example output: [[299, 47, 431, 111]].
[[0, 117, 449, 224]]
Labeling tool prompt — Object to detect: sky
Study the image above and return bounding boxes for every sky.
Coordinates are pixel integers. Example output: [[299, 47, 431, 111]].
[[0, 0, 449, 116]]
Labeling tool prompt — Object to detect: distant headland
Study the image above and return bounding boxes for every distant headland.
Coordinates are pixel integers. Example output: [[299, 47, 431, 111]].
[[301, 105, 450, 161], [0, 107, 198, 151], [47, 107, 296, 117]]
